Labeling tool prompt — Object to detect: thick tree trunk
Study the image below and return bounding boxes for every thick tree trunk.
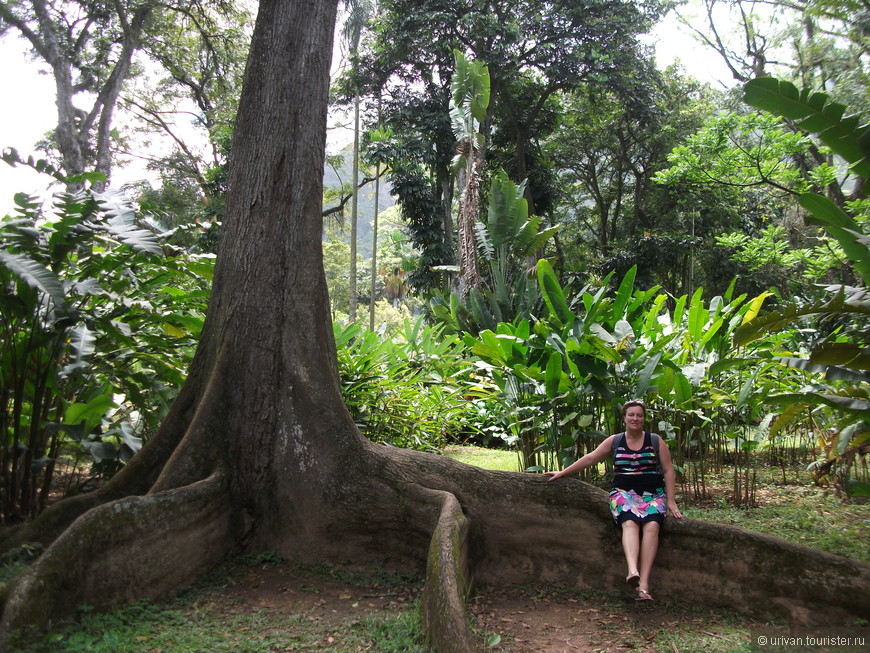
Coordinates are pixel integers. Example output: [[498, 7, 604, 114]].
[[1, 0, 869, 649]]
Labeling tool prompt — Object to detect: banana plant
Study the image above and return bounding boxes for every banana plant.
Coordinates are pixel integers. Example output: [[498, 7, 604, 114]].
[[463, 317, 569, 472], [429, 170, 559, 334], [538, 258, 788, 491], [738, 78, 869, 495]]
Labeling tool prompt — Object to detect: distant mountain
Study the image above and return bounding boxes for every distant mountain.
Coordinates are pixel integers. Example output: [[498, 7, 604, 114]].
[[323, 142, 395, 259]]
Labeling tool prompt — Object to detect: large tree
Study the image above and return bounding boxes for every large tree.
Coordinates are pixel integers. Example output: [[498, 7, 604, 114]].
[[343, 0, 665, 294], [548, 66, 750, 295], [0, 0, 155, 188], [0, 0, 868, 650], [676, 0, 868, 202]]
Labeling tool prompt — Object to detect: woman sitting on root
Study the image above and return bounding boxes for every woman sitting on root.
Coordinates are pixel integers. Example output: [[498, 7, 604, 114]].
[[545, 400, 683, 601]]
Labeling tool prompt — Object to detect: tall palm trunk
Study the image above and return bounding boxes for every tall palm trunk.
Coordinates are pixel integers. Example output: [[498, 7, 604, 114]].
[[458, 147, 482, 297], [349, 97, 360, 320]]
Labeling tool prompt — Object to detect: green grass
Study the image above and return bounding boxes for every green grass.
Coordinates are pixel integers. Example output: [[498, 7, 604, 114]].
[[13, 607, 424, 653], [9, 561, 426, 653], [682, 483, 870, 564], [443, 444, 519, 472]]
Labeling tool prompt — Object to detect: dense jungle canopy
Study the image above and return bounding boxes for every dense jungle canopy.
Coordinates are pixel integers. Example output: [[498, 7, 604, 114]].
[[0, 0, 868, 649]]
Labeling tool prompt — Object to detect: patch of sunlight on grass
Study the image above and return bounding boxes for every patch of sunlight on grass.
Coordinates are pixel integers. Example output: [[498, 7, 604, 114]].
[[443, 445, 520, 472]]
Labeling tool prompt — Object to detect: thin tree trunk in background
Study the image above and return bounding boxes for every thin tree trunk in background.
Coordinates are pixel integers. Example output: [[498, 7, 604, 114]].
[[457, 148, 482, 297], [370, 162, 380, 330], [349, 98, 360, 320]]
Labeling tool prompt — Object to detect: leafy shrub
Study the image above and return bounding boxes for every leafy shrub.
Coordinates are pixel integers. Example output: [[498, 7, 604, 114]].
[[0, 153, 210, 521], [335, 317, 480, 451]]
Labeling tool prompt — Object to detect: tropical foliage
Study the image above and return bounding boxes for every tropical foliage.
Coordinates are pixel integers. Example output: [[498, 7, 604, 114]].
[[429, 171, 559, 334], [0, 153, 209, 523], [334, 318, 474, 451], [737, 76, 870, 496], [1, 0, 868, 527]]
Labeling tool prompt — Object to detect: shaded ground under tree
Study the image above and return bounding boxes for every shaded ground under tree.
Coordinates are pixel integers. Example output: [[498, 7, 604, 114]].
[[0, 0, 868, 650]]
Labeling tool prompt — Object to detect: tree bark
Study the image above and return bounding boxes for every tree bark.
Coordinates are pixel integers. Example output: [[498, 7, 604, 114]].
[[457, 151, 482, 297], [1, 0, 869, 649]]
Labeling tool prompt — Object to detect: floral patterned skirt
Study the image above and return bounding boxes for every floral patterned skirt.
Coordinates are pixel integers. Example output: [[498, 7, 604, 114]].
[[609, 488, 666, 525]]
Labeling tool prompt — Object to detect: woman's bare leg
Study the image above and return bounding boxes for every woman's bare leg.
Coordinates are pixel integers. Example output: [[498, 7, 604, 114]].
[[638, 521, 660, 591], [620, 520, 641, 577]]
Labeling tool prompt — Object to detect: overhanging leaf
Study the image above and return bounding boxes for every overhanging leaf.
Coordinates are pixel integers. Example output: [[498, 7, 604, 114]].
[[734, 289, 870, 345], [777, 356, 870, 383], [743, 77, 870, 178], [809, 344, 870, 372], [800, 193, 870, 284], [767, 392, 870, 415], [0, 251, 68, 313], [544, 351, 562, 399]]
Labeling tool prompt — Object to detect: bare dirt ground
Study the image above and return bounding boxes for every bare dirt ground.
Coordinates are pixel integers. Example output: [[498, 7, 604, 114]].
[[214, 561, 754, 652], [470, 585, 682, 653]]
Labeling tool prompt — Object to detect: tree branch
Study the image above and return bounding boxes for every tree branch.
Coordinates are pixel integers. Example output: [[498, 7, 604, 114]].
[[322, 168, 387, 218]]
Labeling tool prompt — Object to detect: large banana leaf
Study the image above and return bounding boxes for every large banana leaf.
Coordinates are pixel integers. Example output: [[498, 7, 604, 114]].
[[808, 343, 870, 372], [537, 258, 573, 327], [799, 193, 870, 284], [451, 49, 490, 123], [634, 351, 662, 398], [544, 351, 563, 399], [734, 287, 870, 345], [485, 172, 529, 248], [743, 77, 870, 178], [767, 392, 870, 416], [63, 393, 119, 434], [61, 325, 96, 378], [515, 216, 560, 258], [611, 265, 636, 323], [686, 287, 706, 343], [642, 293, 669, 336]]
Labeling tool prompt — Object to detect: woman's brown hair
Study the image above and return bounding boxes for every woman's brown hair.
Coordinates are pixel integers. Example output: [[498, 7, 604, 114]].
[[621, 400, 646, 416]]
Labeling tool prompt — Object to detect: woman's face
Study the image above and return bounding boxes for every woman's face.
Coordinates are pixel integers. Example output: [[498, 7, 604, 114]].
[[624, 406, 645, 430]]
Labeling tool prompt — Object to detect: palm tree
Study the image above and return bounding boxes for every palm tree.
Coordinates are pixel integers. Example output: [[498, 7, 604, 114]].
[[450, 50, 490, 297]]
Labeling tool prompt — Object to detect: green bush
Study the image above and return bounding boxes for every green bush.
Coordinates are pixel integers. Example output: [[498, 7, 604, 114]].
[[0, 154, 210, 521], [335, 317, 481, 451]]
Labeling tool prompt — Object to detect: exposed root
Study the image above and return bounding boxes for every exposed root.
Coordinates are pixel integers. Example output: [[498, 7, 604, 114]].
[[405, 484, 475, 653], [0, 469, 233, 645], [347, 447, 870, 631]]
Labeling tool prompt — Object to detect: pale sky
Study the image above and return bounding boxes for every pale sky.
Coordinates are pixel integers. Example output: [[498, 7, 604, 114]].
[[0, 11, 735, 214], [0, 36, 58, 211]]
